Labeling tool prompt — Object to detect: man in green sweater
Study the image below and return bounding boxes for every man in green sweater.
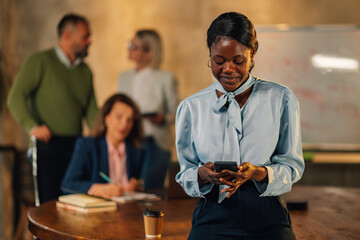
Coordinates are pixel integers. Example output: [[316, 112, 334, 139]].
[[7, 13, 98, 203]]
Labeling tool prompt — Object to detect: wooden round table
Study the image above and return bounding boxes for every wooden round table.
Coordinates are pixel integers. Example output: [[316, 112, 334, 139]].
[[28, 198, 196, 239], [28, 186, 360, 240]]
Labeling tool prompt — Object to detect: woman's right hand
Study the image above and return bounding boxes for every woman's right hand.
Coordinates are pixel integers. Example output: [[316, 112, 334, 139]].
[[124, 178, 142, 192], [198, 161, 227, 188], [89, 183, 124, 199]]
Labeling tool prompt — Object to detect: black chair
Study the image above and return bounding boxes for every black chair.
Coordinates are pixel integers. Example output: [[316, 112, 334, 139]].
[[165, 161, 191, 199]]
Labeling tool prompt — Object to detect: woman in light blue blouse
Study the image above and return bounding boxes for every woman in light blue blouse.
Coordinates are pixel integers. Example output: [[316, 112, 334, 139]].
[[175, 12, 304, 240]]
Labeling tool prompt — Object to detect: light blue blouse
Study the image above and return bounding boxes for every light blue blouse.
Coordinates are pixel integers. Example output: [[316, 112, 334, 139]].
[[175, 75, 304, 199]]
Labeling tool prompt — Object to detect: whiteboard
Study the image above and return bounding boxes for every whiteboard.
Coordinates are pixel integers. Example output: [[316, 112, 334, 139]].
[[252, 26, 360, 148]]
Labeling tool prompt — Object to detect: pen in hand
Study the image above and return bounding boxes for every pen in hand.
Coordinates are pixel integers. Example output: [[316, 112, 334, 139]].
[[98, 171, 126, 197], [99, 171, 114, 184]]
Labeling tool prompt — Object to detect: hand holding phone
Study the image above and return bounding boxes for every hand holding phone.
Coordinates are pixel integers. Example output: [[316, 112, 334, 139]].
[[214, 161, 238, 172]]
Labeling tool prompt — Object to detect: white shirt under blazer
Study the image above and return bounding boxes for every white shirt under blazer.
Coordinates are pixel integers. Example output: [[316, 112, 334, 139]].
[[118, 67, 178, 151]]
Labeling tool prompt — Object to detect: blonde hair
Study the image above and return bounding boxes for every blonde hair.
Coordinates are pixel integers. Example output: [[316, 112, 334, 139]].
[[136, 30, 162, 69]]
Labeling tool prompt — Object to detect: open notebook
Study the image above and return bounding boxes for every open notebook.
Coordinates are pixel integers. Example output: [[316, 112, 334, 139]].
[[111, 192, 161, 204]]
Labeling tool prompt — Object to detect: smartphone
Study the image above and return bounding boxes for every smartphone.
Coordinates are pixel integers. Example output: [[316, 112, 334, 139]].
[[142, 112, 158, 117], [214, 161, 238, 172]]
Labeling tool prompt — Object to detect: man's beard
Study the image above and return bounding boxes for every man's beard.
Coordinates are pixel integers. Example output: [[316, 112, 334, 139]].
[[73, 44, 89, 59], [75, 47, 88, 59]]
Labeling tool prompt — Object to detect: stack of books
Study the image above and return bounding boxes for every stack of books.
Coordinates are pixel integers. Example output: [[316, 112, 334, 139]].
[[56, 194, 117, 213]]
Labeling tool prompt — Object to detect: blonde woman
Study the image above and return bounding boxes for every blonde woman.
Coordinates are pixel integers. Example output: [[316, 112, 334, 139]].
[[118, 30, 178, 190]]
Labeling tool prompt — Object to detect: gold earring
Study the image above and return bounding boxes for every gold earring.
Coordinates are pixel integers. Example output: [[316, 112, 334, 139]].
[[207, 60, 211, 68]]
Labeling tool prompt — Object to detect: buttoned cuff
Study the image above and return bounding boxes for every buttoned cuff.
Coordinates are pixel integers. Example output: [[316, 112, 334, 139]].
[[259, 166, 274, 197]]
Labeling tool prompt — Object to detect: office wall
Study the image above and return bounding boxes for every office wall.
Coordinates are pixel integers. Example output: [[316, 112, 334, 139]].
[[2, 0, 360, 148]]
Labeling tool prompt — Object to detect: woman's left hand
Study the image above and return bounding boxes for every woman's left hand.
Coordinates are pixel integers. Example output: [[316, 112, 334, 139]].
[[219, 162, 267, 198], [124, 178, 142, 192]]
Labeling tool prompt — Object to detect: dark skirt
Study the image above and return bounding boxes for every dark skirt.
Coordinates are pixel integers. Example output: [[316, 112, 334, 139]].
[[188, 181, 296, 240]]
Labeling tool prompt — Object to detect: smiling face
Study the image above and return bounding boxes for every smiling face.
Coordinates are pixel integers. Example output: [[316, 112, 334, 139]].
[[210, 36, 254, 92], [105, 102, 134, 146]]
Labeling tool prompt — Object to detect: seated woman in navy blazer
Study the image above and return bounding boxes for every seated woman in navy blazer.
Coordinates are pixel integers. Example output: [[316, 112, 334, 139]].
[[61, 93, 144, 198]]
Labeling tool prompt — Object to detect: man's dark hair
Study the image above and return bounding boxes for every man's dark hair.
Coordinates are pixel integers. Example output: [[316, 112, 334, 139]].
[[57, 13, 88, 38]]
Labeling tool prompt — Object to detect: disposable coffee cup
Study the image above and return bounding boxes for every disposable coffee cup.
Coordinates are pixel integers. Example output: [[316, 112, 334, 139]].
[[143, 208, 164, 239]]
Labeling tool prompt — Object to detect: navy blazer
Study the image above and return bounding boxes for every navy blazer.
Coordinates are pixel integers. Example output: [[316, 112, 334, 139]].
[[61, 136, 144, 194]]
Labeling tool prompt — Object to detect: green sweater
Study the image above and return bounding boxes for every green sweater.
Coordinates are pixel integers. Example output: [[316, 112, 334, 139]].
[[7, 48, 98, 136]]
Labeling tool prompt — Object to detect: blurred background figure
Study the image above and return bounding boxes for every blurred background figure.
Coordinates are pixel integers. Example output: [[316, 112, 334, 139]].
[[6, 13, 98, 204], [118, 29, 178, 190], [62, 94, 144, 199]]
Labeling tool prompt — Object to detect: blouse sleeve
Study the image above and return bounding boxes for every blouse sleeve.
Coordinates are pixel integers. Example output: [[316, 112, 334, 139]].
[[259, 88, 305, 197], [175, 101, 212, 198]]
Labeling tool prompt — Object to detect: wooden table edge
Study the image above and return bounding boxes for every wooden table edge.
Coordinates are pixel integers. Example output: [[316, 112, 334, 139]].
[[27, 207, 88, 240]]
